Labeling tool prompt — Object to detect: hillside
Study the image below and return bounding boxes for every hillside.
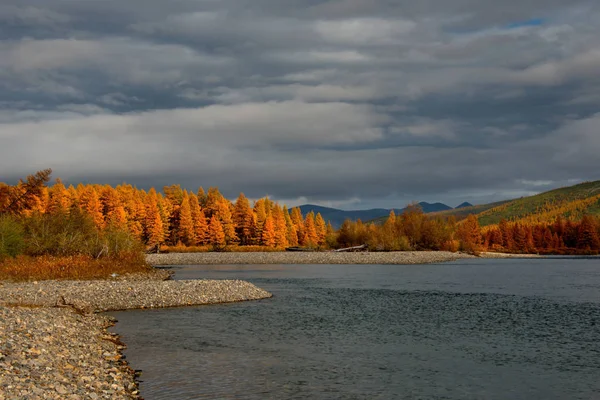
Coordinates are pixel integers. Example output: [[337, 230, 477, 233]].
[[476, 180, 600, 226], [297, 202, 452, 228], [342, 180, 600, 228], [429, 200, 512, 221]]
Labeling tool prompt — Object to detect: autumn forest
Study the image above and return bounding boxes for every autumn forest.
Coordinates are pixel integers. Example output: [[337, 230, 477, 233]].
[[1, 170, 600, 261]]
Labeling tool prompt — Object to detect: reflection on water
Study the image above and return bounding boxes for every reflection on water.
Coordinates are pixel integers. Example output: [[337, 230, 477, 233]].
[[111, 259, 600, 400]]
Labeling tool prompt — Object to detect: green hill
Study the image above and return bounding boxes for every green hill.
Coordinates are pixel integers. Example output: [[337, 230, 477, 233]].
[[475, 180, 600, 226], [371, 180, 600, 227], [429, 200, 512, 221]]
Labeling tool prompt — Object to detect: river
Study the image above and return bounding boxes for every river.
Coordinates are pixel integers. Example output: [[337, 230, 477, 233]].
[[111, 258, 600, 399]]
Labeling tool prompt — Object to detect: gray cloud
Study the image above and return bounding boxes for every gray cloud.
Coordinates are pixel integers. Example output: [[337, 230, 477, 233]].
[[1, 0, 599, 208]]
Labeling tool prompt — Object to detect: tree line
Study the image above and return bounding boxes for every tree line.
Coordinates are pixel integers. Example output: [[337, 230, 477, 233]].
[[1, 170, 599, 255]]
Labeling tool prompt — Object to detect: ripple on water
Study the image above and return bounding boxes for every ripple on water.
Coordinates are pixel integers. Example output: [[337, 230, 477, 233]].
[[113, 266, 600, 400]]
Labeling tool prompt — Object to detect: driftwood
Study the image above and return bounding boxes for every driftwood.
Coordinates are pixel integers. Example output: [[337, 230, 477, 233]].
[[146, 244, 161, 254], [334, 244, 368, 252], [285, 246, 316, 252]]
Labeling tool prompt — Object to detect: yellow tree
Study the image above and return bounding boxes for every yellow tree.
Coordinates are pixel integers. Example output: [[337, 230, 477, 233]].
[[0, 169, 52, 215], [144, 189, 164, 246], [205, 187, 223, 218], [315, 213, 326, 246], [47, 178, 71, 215], [457, 214, 481, 254], [273, 205, 289, 248], [100, 186, 127, 229], [401, 204, 424, 250], [290, 207, 304, 244], [178, 193, 195, 246], [283, 207, 298, 246], [216, 198, 237, 244], [303, 211, 318, 247], [157, 193, 170, 243], [67, 185, 79, 213], [234, 193, 255, 245], [78, 185, 104, 229], [209, 214, 226, 248], [197, 187, 207, 208], [261, 214, 277, 247], [189, 193, 208, 245], [253, 198, 268, 242], [128, 190, 146, 240]]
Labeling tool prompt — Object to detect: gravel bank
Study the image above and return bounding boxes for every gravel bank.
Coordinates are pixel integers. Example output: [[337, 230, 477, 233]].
[[148, 251, 476, 265], [0, 278, 272, 399], [0, 307, 137, 399], [0, 279, 272, 313]]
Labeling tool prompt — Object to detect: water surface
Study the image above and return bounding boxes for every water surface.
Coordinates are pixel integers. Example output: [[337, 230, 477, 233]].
[[111, 258, 600, 399]]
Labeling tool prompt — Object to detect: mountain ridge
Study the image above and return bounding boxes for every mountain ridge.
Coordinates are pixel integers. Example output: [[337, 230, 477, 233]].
[[295, 202, 453, 228]]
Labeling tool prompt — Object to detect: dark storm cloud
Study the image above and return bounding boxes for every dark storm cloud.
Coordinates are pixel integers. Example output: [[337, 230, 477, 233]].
[[1, 0, 599, 208]]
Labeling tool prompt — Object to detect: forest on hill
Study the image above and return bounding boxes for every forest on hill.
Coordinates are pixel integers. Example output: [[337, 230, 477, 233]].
[[433, 180, 600, 226], [1, 171, 599, 260]]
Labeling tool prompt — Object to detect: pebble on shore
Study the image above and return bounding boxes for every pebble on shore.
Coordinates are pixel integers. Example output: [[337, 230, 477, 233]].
[[147, 250, 476, 266], [0, 278, 273, 399]]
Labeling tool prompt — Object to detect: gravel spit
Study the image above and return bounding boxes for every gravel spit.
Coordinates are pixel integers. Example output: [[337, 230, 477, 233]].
[[147, 250, 477, 265], [0, 277, 272, 399]]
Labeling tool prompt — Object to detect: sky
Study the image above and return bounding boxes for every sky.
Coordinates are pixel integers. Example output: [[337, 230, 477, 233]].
[[1, 0, 599, 209]]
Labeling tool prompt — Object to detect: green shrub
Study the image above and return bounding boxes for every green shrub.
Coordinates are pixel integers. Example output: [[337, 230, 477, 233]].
[[101, 225, 144, 257], [0, 215, 25, 259], [23, 210, 100, 257]]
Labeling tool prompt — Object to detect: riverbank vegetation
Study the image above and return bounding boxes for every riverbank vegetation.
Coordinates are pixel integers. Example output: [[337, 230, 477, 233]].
[[0, 170, 150, 281], [1, 170, 599, 279]]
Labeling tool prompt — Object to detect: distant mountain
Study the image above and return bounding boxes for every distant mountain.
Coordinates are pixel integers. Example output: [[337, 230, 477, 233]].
[[296, 180, 600, 229], [296, 201, 452, 228], [456, 202, 473, 209]]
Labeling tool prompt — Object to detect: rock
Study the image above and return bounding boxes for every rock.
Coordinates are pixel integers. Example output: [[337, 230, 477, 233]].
[[0, 275, 272, 400]]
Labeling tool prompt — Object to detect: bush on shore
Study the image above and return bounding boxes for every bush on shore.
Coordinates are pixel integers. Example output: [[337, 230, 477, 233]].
[[0, 211, 150, 281], [0, 215, 25, 259]]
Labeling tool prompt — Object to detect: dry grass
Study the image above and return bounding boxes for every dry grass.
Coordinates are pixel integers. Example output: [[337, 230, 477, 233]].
[[0, 252, 152, 282]]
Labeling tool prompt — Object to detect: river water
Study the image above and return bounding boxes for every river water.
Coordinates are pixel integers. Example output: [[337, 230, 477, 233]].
[[111, 258, 600, 399]]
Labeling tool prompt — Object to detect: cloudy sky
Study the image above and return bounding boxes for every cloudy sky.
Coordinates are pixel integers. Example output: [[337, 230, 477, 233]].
[[1, 0, 599, 209]]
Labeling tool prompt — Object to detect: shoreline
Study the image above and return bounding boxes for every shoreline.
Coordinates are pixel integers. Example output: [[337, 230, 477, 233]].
[[0, 250, 544, 398], [146, 250, 544, 266], [0, 275, 272, 399]]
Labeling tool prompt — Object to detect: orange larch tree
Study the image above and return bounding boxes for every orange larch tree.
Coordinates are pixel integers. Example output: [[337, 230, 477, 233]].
[[261, 214, 277, 247], [208, 214, 226, 248], [178, 193, 196, 246], [303, 211, 318, 247], [78, 185, 104, 229], [315, 212, 327, 246], [234, 193, 255, 245], [144, 189, 164, 246], [272, 205, 289, 248]]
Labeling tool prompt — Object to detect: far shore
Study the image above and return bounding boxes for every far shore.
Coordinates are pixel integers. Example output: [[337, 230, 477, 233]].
[[147, 250, 543, 266]]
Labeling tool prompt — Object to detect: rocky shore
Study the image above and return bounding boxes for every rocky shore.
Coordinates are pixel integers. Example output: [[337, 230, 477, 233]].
[[0, 276, 272, 399], [147, 250, 477, 265]]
